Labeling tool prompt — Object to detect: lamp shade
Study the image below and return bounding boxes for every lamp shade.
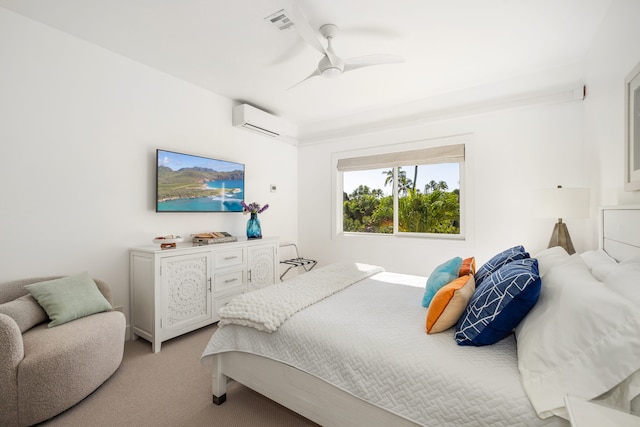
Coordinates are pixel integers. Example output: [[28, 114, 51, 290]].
[[535, 187, 589, 219]]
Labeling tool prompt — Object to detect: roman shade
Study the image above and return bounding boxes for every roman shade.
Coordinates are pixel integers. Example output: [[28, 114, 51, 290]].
[[336, 144, 464, 172]]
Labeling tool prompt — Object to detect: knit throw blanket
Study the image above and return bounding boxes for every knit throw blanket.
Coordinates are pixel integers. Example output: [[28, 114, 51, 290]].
[[218, 262, 384, 332]]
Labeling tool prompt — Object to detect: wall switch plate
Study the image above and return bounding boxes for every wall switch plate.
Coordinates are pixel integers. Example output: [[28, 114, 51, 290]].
[[270, 184, 277, 192]]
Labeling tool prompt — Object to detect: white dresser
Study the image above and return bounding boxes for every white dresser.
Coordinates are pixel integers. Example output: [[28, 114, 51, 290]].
[[129, 237, 278, 352]]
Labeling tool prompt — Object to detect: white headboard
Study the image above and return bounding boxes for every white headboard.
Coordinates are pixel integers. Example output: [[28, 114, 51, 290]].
[[601, 205, 640, 262]]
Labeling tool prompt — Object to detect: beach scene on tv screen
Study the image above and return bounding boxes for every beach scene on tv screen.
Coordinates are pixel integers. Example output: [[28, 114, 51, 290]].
[[157, 150, 244, 212]]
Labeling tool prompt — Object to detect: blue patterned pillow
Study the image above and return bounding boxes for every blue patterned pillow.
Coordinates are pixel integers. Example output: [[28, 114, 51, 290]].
[[455, 258, 541, 346], [422, 257, 463, 307], [475, 245, 529, 287]]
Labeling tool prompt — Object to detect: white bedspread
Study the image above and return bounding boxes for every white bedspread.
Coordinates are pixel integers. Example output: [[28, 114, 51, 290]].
[[218, 262, 383, 332], [202, 272, 567, 427]]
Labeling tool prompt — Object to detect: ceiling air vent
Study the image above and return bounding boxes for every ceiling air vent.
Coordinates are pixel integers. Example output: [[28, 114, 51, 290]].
[[264, 9, 294, 31]]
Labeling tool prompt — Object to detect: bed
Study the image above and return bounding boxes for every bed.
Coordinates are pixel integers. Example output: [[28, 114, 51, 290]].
[[200, 205, 640, 426]]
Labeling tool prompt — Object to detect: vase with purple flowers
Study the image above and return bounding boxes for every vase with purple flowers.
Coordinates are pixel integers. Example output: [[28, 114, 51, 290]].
[[241, 201, 269, 239]]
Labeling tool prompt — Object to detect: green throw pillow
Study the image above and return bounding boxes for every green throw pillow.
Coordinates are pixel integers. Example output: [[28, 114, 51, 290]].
[[25, 272, 112, 327]]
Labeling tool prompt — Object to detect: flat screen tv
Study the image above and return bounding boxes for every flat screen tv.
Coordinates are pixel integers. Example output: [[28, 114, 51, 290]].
[[156, 149, 245, 212]]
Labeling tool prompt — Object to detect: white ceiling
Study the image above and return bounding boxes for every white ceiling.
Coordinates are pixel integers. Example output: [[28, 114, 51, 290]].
[[0, 0, 612, 141]]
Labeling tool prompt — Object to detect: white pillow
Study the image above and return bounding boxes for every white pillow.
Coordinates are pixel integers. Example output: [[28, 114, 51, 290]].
[[515, 254, 640, 419], [533, 246, 570, 277], [580, 249, 618, 281]]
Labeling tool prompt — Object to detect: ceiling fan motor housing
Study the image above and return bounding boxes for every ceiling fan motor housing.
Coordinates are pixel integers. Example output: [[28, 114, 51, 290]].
[[319, 56, 344, 77]]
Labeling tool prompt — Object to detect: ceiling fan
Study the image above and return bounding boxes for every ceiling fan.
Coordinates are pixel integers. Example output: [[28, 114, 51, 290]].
[[289, 3, 404, 88]]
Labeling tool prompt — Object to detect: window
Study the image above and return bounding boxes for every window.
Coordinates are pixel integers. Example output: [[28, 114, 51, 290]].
[[336, 142, 466, 238]]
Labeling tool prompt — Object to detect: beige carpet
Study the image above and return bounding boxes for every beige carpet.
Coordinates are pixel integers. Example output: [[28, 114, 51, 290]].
[[40, 325, 318, 426]]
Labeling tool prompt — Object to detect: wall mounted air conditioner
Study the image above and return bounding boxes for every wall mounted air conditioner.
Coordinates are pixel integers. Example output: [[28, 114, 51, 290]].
[[232, 104, 283, 138]]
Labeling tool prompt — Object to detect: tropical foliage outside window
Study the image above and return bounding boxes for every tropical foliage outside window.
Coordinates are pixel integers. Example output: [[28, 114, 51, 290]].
[[342, 163, 461, 235]]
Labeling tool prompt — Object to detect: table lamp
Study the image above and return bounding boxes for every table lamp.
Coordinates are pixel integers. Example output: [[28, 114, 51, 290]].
[[535, 185, 589, 255]]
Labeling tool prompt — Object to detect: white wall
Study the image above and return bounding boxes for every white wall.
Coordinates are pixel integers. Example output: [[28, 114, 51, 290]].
[[583, 0, 640, 209], [0, 8, 298, 322], [298, 97, 589, 276]]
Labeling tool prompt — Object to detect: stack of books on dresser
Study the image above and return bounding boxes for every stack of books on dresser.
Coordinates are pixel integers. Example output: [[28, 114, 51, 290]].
[[192, 232, 237, 245]]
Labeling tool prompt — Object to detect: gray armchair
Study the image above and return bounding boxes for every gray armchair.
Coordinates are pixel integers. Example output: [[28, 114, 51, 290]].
[[0, 277, 125, 426]]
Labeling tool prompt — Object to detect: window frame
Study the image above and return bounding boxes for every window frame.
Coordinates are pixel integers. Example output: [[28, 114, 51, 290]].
[[332, 134, 472, 241]]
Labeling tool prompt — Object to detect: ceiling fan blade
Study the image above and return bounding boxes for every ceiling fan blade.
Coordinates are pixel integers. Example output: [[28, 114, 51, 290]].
[[288, 68, 322, 90], [326, 51, 340, 66], [265, 40, 307, 66], [343, 54, 404, 72], [291, 2, 327, 56]]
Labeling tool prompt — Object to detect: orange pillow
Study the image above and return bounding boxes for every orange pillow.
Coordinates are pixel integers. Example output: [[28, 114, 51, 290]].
[[459, 257, 476, 276], [426, 274, 476, 334]]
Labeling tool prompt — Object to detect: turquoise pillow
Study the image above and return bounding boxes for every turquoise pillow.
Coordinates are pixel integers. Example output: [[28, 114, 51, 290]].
[[422, 257, 463, 307], [25, 272, 113, 327]]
